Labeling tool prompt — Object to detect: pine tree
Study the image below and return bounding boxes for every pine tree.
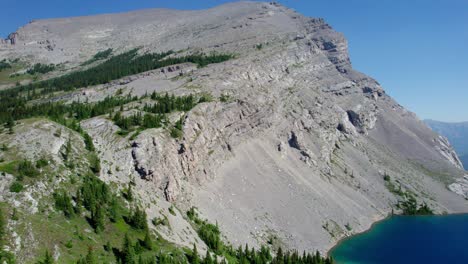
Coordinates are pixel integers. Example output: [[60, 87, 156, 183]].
[[126, 182, 134, 201], [142, 229, 153, 250], [64, 137, 72, 161], [90, 204, 105, 233], [203, 251, 213, 264], [122, 233, 136, 264], [89, 153, 101, 174], [129, 207, 148, 230], [108, 197, 120, 222], [5, 115, 14, 134], [53, 191, 75, 218], [190, 244, 200, 264], [83, 133, 95, 152]]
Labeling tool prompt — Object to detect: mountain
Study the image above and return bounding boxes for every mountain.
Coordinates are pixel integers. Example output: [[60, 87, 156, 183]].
[[0, 2, 467, 263], [425, 119, 468, 168], [461, 155, 468, 168]]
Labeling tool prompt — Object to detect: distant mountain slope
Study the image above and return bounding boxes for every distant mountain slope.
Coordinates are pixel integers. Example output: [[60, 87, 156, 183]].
[[425, 120, 468, 168], [461, 155, 468, 168]]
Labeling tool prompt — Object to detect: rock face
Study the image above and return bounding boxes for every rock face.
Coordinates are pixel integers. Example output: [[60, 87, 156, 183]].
[[2, 1, 467, 253], [425, 119, 468, 169]]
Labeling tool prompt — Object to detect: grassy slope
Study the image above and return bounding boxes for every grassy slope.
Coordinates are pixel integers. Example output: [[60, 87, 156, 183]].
[[0, 63, 31, 86]]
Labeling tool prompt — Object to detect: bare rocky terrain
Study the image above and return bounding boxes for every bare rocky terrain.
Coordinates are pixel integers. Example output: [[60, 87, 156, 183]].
[[0, 1, 467, 262]]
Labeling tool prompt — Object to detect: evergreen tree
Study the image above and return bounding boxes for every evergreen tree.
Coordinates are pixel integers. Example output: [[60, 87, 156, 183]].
[[37, 250, 54, 264], [203, 251, 214, 264], [64, 137, 72, 161], [53, 191, 75, 218], [90, 204, 105, 233], [142, 229, 153, 250], [89, 153, 101, 174], [122, 233, 136, 264], [4, 115, 14, 134], [108, 197, 120, 222], [190, 244, 200, 264], [128, 207, 148, 230], [126, 182, 134, 201], [83, 133, 95, 152], [77, 247, 97, 264]]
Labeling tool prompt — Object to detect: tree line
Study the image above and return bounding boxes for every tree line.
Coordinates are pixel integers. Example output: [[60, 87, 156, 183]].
[[0, 49, 232, 107], [186, 207, 334, 264]]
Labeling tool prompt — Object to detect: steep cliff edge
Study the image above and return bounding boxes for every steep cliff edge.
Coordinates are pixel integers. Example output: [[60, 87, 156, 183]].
[[1, 1, 466, 259]]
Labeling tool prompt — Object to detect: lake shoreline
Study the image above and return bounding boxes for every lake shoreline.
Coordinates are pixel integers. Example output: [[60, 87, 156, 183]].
[[328, 213, 468, 263], [326, 212, 392, 259]]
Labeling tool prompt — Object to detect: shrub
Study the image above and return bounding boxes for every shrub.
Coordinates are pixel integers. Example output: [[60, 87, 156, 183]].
[[170, 127, 183, 139], [220, 94, 231, 102], [9, 182, 23, 193], [152, 216, 169, 227], [65, 240, 73, 249], [17, 160, 39, 178], [35, 158, 49, 169], [168, 205, 176, 216]]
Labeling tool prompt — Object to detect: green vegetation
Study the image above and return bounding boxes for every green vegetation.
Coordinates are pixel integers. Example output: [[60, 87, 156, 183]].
[[398, 195, 434, 215], [82, 48, 113, 65], [0, 59, 12, 72], [53, 190, 75, 218], [0, 90, 208, 140], [88, 153, 101, 174], [0, 49, 232, 105], [383, 172, 390, 182], [35, 158, 49, 169], [168, 205, 176, 216], [0, 59, 31, 86], [186, 207, 334, 264], [382, 173, 434, 215], [37, 250, 54, 264], [112, 111, 165, 132], [0, 49, 229, 144], [383, 174, 405, 197], [170, 118, 184, 139], [9, 181, 24, 193], [0, 206, 15, 263], [345, 223, 352, 231], [127, 207, 148, 230], [26, 63, 56, 75], [220, 94, 231, 103]]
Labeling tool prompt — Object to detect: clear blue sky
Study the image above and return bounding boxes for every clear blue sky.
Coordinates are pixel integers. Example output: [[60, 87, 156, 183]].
[[1, 0, 467, 122]]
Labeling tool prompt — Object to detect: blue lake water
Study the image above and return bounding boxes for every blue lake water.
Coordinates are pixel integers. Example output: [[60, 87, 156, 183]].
[[330, 214, 468, 264]]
